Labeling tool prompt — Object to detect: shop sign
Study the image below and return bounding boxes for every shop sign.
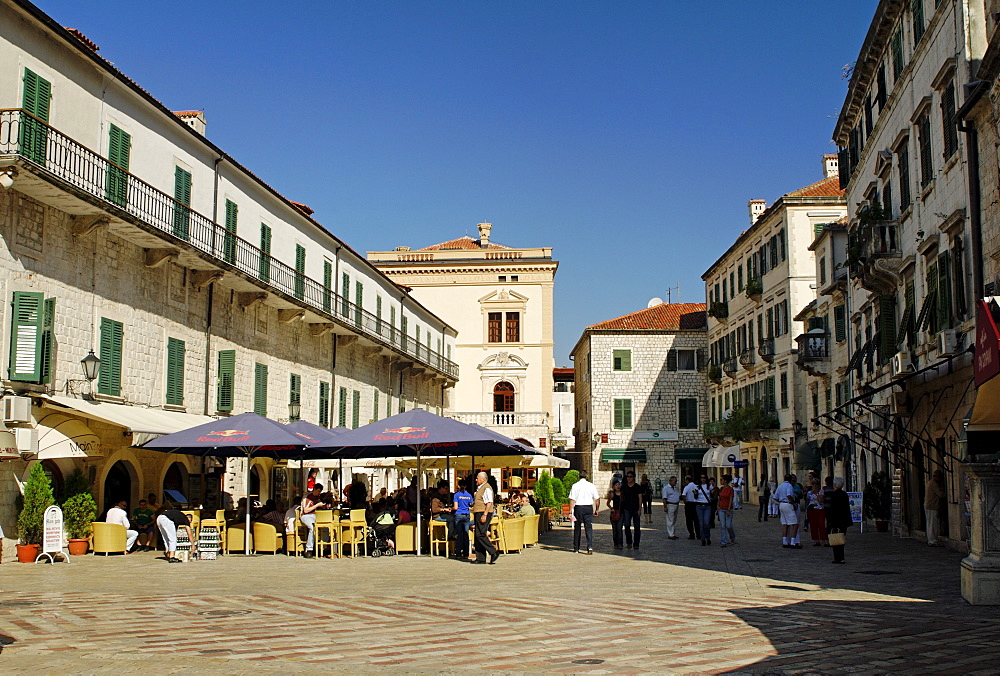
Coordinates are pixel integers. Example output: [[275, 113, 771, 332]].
[[0, 430, 17, 459], [633, 430, 679, 441], [43, 505, 63, 553], [847, 492, 864, 524], [975, 299, 1000, 386]]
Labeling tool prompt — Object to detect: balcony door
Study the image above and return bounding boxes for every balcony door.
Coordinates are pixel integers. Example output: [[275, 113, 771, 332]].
[[493, 381, 515, 412]]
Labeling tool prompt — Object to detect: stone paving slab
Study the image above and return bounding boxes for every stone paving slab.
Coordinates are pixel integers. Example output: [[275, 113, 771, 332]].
[[0, 509, 996, 673]]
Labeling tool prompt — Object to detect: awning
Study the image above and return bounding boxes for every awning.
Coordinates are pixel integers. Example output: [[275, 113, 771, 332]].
[[600, 448, 647, 463], [396, 454, 570, 471], [38, 394, 216, 440], [968, 375, 1000, 432], [703, 445, 741, 467], [675, 447, 708, 462], [35, 411, 101, 459], [296, 458, 402, 470]]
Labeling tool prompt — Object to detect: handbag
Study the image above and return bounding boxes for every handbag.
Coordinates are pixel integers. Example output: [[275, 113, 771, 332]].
[[828, 532, 846, 546], [610, 509, 621, 522]]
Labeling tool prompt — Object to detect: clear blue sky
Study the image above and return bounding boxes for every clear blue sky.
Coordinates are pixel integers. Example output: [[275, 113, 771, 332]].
[[37, 0, 877, 364]]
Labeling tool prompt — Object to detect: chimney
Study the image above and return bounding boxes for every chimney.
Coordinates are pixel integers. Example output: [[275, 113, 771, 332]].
[[173, 111, 206, 136], [477, 222, 493, 248], [822, 154, 840, 179], [748, 199, 766, 225]]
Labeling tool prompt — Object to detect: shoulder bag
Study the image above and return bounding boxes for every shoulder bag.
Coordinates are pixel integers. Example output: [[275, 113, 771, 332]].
[[828, 532, 846, 546]]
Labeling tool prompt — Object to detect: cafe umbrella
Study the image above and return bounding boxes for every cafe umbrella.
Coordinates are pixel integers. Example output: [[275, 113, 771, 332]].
[[285, 420, 349, 495], [310, 408, 538, 555], [139, 412, 312, 554]]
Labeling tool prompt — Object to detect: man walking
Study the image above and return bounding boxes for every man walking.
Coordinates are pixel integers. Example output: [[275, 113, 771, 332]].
[[774, 474, 800, 549], [757, 474, 770, 522], [689, 474, 713, 545], [568, 469, 601, 554], [681, 475, 699, 539], [718, 475, 736, 547], [661, 475, 681, 540], [925, 469, 946, 546], [731, 474, 744, 509], [472, 471, 499, 564], [620, 470, 643, 549]]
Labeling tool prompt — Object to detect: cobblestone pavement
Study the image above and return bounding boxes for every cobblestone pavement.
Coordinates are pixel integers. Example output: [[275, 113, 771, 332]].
[[0, 508, 997, 674]]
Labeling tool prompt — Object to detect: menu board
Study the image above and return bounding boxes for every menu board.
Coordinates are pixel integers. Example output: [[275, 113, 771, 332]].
[[846, 492, 864, 523], [42, 505, 64, 554]]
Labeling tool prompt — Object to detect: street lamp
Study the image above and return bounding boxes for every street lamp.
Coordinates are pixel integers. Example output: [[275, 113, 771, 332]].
[[792, 420, 804, 437], [288, 402, 301, 421], [81, 350, 101, 381]]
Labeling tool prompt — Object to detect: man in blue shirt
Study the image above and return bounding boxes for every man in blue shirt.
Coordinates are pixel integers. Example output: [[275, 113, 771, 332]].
[[452, 479, 473, 559]]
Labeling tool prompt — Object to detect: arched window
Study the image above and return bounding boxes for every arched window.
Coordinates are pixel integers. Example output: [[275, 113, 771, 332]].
[[493, 381, 515, 412]]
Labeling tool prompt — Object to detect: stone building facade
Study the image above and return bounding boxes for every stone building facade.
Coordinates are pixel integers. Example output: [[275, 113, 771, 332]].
[[832, 0, 983, 546], [702, 160, 847, 485], [572, 303, 708, 491], [0, 0, 456, 554]]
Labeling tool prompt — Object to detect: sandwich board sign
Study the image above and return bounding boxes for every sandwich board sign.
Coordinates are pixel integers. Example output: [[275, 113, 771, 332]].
[[37, 505, 69, 564]]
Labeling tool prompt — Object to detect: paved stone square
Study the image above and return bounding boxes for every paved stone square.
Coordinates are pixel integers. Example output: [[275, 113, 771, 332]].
[[0, 509, 997, 674]]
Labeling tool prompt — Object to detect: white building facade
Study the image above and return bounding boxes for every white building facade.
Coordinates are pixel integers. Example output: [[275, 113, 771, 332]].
[[572, 303, 708, 491], [702, 161, 847, 486], [0, 0, 456, 552]]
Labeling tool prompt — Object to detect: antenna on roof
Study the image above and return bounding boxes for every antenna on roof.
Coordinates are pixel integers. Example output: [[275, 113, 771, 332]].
[[665, 283, 680, 304]]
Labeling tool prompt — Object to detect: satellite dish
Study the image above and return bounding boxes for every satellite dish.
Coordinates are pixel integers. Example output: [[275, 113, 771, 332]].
[[647, 297, 664, 308]]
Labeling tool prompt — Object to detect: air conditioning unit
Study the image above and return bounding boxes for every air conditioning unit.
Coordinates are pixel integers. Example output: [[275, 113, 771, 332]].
[[890, 351, 913, 379], [937, 329, 960, 356], [15, 428, 38, 455], [2, 396, 32, 424]]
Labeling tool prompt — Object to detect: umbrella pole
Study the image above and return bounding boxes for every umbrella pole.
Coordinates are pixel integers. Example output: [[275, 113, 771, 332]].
[[446, 455, 450, 485], [245, 451, 252, 556], [416, 447, 422, 557], [339, 459, 344, 503]]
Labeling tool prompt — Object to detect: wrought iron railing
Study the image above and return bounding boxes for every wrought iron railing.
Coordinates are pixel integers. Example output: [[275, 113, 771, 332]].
[[0, 109, 458, 379], [703, 420, 726, 438], [795, 333, 830, 360], [722, 358, 739, 377], [739, 347, 756, 370], [708, 301, 729, 320], [757, 338, 775, 362]]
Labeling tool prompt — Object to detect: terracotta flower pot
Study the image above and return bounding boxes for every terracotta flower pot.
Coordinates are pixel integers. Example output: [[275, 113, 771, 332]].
[[67, 539, 90, 556], [16, 543, 40, 563]]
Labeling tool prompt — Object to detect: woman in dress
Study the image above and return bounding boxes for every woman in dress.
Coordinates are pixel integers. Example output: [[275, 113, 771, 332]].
[[806, 478, 827, 546], [606, 479, 624, 550], [640, 474, 654, 525]]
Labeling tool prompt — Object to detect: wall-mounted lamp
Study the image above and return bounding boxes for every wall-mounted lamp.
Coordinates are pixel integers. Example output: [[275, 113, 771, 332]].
[[288, 402, 301, 421], [792, 420, 804, 437], [81, 350, 101, 381]]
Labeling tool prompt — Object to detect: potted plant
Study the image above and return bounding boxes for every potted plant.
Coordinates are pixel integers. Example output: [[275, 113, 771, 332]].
[[63, 492, 97, 555], [863, 470, 891, 532], [16, 463, 55, 562]]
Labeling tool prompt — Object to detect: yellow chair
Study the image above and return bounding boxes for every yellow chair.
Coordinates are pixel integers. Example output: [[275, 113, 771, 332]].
[[215, 510, 227, 550], [395, 522, 417, 553], [429, 519, 450, 557], [225, 525, 252, 554], [252, 522, 281, 554], [92, 522, 127, 555], [340, 508, 368, 558], [315, 510, 339, 558], [285, 516, 305, 556], [522, 514, 540, 547], [180, 510, 200, 534], [499, 516, 525, 553]]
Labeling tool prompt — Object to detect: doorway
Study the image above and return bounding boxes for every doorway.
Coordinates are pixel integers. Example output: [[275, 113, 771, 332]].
[[493, 381, 515, 412], [103, 460, 134, 513]]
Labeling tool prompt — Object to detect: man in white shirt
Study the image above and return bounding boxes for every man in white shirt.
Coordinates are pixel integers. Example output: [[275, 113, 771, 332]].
[[106, 499, 139, 552], [681, 475, 699, 540], [731, 475, 744, 509], [661, 476, 681, 539], [773, 475, 800, 548], [567, 470, 601, 554], [688, 474, 714, 545]]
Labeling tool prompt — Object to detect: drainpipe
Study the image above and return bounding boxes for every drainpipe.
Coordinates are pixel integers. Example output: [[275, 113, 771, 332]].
[[957, 120, 984, 300], [203, 282, 214, 416]]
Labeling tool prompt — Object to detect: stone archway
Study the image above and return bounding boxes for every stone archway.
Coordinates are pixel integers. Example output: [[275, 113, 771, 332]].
[[103, 459, 138, 514], [493, 381, 515, 412], [162, 461, 189, 502]]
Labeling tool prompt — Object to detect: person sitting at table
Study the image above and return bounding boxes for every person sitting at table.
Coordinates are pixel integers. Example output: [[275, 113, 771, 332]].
[[396, 498, 412, 524], [132, 498, 156, 551], [301, 484, 328, 558], [107, 498, 139, 553], [431, 480, 454, 538], [517, 494, 536, 518], [526, 490, 541, 512], [348, 480, 368, 510], [258, 499, 284, 529]]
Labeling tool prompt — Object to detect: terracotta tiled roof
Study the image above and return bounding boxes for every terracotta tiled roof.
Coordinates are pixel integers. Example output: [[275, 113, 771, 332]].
[[173, 110, 202, 118], [552, 367, 574, 376], [289, 201, 314, 216], [786, 176, 844, 198], [64, 28, 98, 51], [417, 235, 511, 251], [588, 303, 707, 331]]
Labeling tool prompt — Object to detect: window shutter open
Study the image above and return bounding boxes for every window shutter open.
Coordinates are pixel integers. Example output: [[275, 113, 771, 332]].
[[938, 250, 952, 330], [39, 297, 55, 384], [223, 200, 238, 264], [352, 390, 360, 428], [166, 338, 185, 406], [666, 348, 678, 372], [322, 260, 332, 313], [9, 291, 45, 382], [696, 347, 706, 371], [319, 381, 330, 427], [253, 363, 268, 416], [98, 317, 123, 396], [217, 349, 236, 412]]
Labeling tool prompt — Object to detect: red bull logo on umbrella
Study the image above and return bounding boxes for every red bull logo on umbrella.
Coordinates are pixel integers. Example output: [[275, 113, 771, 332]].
[[197, 429, 251, 442], [375, 425, 429, 441]]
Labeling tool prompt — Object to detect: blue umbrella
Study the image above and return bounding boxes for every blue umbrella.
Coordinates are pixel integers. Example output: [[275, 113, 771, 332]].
[[141, 412, 311, 554], [311, 409, 536, 555], [284, 420, 349, 495]]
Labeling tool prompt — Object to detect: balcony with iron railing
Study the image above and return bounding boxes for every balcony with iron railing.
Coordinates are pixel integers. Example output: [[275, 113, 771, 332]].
[[795, 330, 830, 377], [707, 363, 722, 383], [0, 109, 459, 380], [703, 420, 727, 440], [757, 338, 775, 363], [745, 276, 763, 301], [722, 357, 739, 377], [847, 218, 902, 295], [708, 301, 729, 321], [738, 347, 756, 371]]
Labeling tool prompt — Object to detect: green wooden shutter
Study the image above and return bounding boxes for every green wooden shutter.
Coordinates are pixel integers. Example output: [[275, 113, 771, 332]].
[[253, 363, 268, 416], [294, 244, 306, 300], [319, 381, 330, 427], [259, 224, 271, 282], [338, 387, 348, 427], [9, 291, 45, 382], [355, 281, 363, 327], [341, 273, 350, 317], [166, 338, 185, 406], [106, 124, 131, 207], [938, 250, 952, 330], [415, 324, 421, 359], [372, 390, 379, 422], [289, 373, 301, 421], [613, 399, 632, 429], [223, 200, 238, 264], [780, 372, 788, 409], [38, 298, 55, 384], [833, 305, 847, 342], [666, 348, 677, 371], [613, 349, 631, 371], [375, 296, 383, 335], [172, 167, 192, 240], [904, 280, 916, 348], [352, 390, 360, 428], [765, 376, 776, 411], [401, 316, 408, 351], [925, 263, 939, 334], [322, 260, 332, 313], [21, 69, 50, 163], [879, 295, 897, 362], [217, 349, 236, 412], [98, 318, 123, 397]]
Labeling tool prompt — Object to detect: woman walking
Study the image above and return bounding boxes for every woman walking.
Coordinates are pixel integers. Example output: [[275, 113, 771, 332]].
[[806, 478, 827, 546], [825, 477, 852, 563], [607, 479, 624, 550], [757, 475, 770, 522]]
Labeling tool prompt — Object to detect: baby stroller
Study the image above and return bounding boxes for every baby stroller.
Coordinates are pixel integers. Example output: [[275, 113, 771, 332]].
[[368, 511, 397, 557]]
